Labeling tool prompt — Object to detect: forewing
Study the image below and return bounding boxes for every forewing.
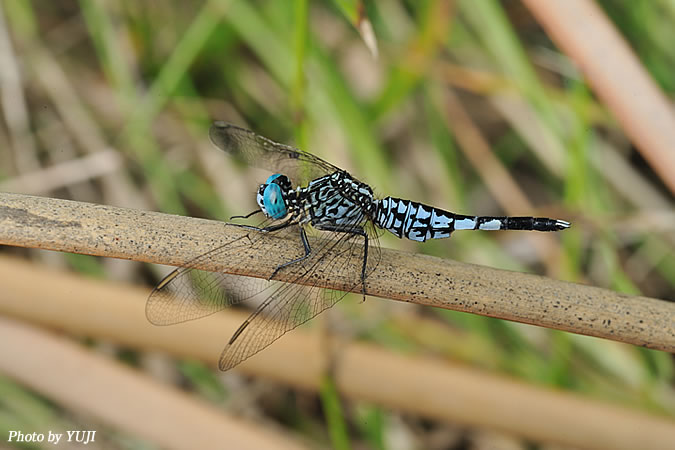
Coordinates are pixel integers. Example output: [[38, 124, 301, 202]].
[[218, 219, 382, 371], [146, 223, 307, 325], [209, 121, 341, 184]]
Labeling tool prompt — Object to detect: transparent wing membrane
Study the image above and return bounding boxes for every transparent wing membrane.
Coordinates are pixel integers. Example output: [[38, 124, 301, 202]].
[[209, 121, 341, 185], [148, 218, 381, 370]]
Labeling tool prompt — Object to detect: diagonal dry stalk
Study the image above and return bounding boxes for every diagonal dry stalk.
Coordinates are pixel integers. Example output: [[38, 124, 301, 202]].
[[1, 191, 673, 352], [523, 0, 675, 194]]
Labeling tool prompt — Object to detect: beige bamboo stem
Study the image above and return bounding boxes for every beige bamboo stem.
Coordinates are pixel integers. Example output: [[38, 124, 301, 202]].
[[0, 192, 673, 351]]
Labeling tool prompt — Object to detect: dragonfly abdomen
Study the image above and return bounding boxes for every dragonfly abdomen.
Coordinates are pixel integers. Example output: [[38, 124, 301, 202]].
[[375, 197, 570, 242]]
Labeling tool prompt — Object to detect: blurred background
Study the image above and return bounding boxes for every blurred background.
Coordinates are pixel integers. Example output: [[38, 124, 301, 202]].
[[0, 0, 674, 449]]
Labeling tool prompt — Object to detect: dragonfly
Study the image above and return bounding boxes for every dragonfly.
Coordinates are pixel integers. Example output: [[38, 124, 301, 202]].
[[147, 121, 570, 371]]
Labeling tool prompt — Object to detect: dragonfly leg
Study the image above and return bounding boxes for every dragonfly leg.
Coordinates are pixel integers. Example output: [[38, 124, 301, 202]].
[[230, 209, 262, 221], [268, 226, 312, 281], [229, 217, 295, 233], [229, 218, 310, 280], [316, 224, 368, 300]]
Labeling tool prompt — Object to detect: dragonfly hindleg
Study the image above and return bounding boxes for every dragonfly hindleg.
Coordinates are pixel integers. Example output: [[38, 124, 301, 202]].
[[316, 224, 369, 300]]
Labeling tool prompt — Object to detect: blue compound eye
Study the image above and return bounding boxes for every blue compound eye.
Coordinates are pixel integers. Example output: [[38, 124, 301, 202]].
[[262, 183, 287, 219]]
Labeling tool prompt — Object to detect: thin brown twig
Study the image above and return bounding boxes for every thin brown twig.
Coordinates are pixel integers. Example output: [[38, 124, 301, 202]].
[[1, 192, 673, 351]]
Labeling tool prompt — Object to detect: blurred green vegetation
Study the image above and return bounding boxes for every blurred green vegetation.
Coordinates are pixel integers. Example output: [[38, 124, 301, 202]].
[[0, 0, 673, 448]]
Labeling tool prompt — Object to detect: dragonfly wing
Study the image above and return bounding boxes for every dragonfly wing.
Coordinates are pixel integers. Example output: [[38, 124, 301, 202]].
[[217, 280, 323, 370], [209, 121, 341, 184], [218, 219, 382, 370], [147, 270, 269, 325], [146, 223, 308, 325]]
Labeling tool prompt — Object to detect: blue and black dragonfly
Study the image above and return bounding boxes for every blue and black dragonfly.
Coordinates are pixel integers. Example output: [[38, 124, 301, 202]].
[[147, 121, 570, 371]]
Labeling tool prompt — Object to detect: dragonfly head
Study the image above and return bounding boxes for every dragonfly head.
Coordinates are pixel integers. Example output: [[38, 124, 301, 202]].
[[257, 174, 292, 219]]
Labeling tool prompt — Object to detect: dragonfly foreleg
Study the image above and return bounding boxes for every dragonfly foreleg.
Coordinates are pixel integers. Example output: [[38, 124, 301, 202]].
[[229, 218, 310, 281], [230, 209, 262, 220], [268, 226, 311, 281], [229, 217, 295, 233]]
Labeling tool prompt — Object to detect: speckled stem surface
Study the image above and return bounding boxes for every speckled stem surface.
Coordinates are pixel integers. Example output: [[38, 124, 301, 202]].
[[1, 192, 673, 352]]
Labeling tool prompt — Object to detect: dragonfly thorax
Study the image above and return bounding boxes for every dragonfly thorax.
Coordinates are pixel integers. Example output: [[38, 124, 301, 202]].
[[257, 174, 294, 219], [299, 172, 376, 228]]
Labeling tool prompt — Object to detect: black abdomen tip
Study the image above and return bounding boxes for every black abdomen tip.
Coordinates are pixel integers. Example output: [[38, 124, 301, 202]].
[[555, 220, 571, 230], [532, 218, 571, 231]]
